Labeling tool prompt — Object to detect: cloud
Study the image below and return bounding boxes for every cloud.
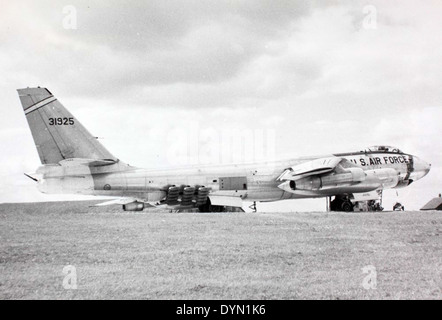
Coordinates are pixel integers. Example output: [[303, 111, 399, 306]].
[[0, 0, 315, 102], [373, 107, 442, 166], [3, 0, 442, 112]]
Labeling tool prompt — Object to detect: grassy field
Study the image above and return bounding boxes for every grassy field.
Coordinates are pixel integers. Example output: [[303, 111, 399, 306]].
[[0, 201, 441, 300]]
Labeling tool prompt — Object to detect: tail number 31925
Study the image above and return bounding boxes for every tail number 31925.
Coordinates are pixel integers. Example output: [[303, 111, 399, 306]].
[[48, 117, 75, 125]]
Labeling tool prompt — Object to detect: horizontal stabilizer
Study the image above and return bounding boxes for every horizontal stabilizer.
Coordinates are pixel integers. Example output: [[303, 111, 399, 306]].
[[59, 158, 118, 167]]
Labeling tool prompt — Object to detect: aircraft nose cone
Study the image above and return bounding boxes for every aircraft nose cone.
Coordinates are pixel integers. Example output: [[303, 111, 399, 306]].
[[413, 157, 431, 180], [421, 158, 431, 175], [424, 162, 431, 176]]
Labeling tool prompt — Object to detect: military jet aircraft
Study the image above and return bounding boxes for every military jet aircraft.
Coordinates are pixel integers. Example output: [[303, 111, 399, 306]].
[[17, 87, 431, 212]]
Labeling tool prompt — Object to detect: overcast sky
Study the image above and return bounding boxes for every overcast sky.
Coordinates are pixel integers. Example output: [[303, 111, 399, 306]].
[[1, 0, 441, 211]]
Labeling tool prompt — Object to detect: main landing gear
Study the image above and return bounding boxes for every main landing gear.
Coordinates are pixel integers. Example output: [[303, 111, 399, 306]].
[[198, 198, 245, 212], [330, 195, 354, 212], [198, 199, 225, 212]]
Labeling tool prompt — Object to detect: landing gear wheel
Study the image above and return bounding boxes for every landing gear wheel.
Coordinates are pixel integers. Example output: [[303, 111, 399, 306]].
[[330, 196, 354, 212], [198, 199, 212, 212], [341, 201, 354, 212], [198, 199, 226, 212], [211, 205, 226, 212], [330, 198, 339, 211]]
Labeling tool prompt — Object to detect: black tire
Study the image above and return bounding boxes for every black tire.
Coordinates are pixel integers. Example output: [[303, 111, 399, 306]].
[[341, 201, 354, 212], [198, 199, 212, 212], [198, 200, 226, 213], [212, 205, 226, 212], [330, 198, 341, 211]]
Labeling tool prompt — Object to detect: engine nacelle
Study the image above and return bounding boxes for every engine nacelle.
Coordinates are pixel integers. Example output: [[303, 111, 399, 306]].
[[122, 202, 145, 211], [365, 168, 399, 189], [289, 167, 366, 191], [279, 167, 398, 195]]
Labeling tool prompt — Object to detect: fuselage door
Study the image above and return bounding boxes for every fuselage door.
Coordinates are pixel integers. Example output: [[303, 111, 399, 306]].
[[219, 176, 248, 191]]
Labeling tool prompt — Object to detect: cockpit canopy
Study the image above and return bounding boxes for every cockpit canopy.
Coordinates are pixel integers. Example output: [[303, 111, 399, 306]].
[[365, 145, 403, 153]]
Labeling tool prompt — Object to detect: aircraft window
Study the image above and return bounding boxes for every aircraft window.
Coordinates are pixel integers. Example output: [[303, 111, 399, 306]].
[[365, 146, 402, 153]]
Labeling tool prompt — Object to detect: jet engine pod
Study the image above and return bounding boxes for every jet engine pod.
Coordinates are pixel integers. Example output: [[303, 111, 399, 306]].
[[278, 166, 377, 195], [287, 168, 367, 192], [365, 168, 399, 189], [345, 167, 366, 182], [123, 202, 145, 211], [320, 168, 366, 187], [289, 180, 296, 190], [292, 176, 321, 190]]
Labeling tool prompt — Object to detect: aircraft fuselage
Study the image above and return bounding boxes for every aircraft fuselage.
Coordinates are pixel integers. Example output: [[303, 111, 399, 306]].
[[17, 87, 431, 211], [36, 150, 430, 203]]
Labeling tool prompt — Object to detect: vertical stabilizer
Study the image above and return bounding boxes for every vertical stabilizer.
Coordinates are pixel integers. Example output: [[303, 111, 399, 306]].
[[17, 87, 117, 164]]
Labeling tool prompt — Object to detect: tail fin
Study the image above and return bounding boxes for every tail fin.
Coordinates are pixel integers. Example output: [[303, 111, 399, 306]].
[[17, 87, 117, 164]]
